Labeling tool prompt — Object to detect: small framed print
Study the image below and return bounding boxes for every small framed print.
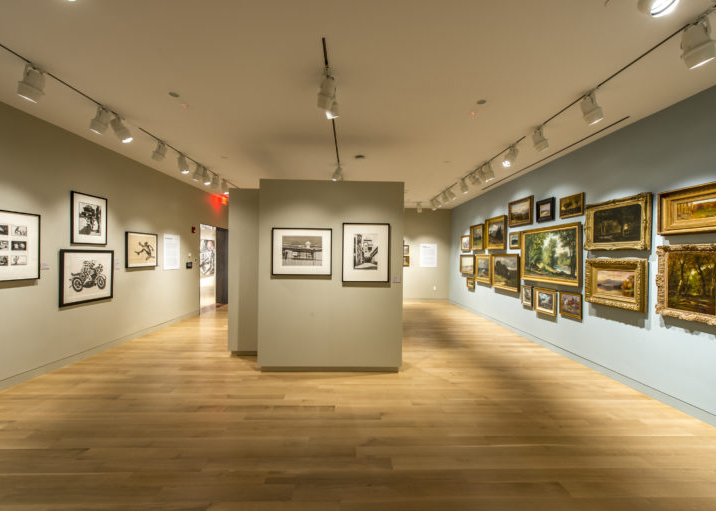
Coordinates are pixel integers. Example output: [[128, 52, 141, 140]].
[[0, 209, 40, 282], [485, 215, 507, 250], [470, 223, 484, 250], [272, 228, 332, 276], [461, 235, 471, 251], [560, 192, 585, 219], [474, 254, 491, 284], [509, 232, 520, 250], [71, 191, 107, 245], [508, 196, 533, 227], [59, 249, 114, 307], [466, 277, 475, 290], [403, 244, 409, 256], [521, 285, 533, 308], [560, 291, 582, 320], [125, 232, 158, 268], [342, 223, 390, 282], [460, 254, 475, 276], [536, 197, 555, 223], [534, 287, 557, 316], [403, 255, 410, 267]]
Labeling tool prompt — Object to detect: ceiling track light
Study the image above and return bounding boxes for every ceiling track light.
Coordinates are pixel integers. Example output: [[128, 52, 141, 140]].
[[440, 191, 449, 204], [325, 97, 339, 119], [532, 126, 549, 152], [109, 116, 133, 143], [502, 146, 518, 168], [430, 199, 438, 211], [681, 17, 716, 69], [581, 91, 604, 126], [638, 0, 679, 18], [459, 178, 469, 194], [331, 165, 344, 182], [16, 63, 45, 103], [210, 173, 219, 189], [317, 70, 336, 112], [192, 164, 202, 182], [221, 179, 230, 195], [482, 162, 495, 182], [202, 168, 212, 186], [447, 188, 457, 202], [89, 106, 111, 135], [468, 171, 481, 186], [178, 154, 190, 174], [151, 141, 167, 161]]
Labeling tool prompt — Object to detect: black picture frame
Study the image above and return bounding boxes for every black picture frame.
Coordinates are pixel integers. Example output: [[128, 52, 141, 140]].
[[71, 191, 108, 245], [271, 227, 332, 277], [59, 249, 114, 307], [536, 197, 555, 223], [0, 208, 41, 282], [342, 223, 391, 283], [125, 231, 158, 269]]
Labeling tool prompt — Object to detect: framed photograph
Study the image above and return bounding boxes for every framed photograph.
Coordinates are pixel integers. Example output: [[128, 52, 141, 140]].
[[585, 258, 648, 312], [658, 181, 716, 235], [200, 238, 215, 277], [508, 196, 533, 227], [403, 255, 410, 267], [560, 291, 583, 320], [509, 232, 520, 250], [71, 191, 107, 245], [0, 209, 40, 281], [485, 215, 507, 250], [655, 244, 716, 326], [460, 254, 475, 276], [272, 228, 332, 276], [125, 232, 157, 269], [466, 277, 475, 290], [460, 235, 471, 252], [584, 192, 652, 250], [536, 197, 555, 223], [560, 192, 585, 219], [521, 285, 533, 308], [59, 249, 114, 307], [491, 253, 520, 292], [534, 287, 557, 316], [342, 223, 389, 282], [403, 244, 409, 256], [521, 222, 581, 287], [470, 223, 484, 250]]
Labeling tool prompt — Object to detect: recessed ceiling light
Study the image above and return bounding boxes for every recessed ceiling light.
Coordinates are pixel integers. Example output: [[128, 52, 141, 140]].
[[476, 99, 487, 105], [168, 91, 180, 98], [354, 154, 366, 160]]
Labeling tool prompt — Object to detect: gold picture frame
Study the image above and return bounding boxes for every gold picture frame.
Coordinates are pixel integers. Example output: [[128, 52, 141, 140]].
[[560, 291, 583, 320], [485, 215, 507, 250], [560, 192, 585, 219], [655, 244, 716, 326], [474, 254, 491, 284], [470, 223, 485, 250], [466, 277, 475, 290], [521, 222, 581, 287], [508, 232, 520, 250], [534, 287, 557, 316], [491, 253, 520, 292], [584, 192, 652, 251], [460, 254, 475, 276], [403, 255, 410, 267], [460, 235, 471, 251], [521, 285, 533, 308], [508, 196, 533, 227], [657, 181, 716, 235], [585, 258, 648, 312]]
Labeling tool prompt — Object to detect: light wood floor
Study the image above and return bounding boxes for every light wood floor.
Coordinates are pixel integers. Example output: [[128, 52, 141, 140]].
[[1, 302, 716, 510]]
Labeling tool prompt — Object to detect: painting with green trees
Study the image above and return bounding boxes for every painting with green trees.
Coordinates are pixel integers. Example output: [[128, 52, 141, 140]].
[[522, 223, 580, 286], [667, 252, 716, 315]]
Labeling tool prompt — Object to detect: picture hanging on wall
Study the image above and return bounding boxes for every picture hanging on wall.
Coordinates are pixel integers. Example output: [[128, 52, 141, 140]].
[[521, 285, 533, 308], [584, 192, 652, 251], [560, 291, 582, 320], [460, 235, 471, 251], [466, 277, 475, 290], [534, 287, 557, 316], [125, 232, 158, 269], [585, 258, 647, 312], [272, 228, 332, 276], [655, 244, 716, 326], [560, 192, 585, 218], [200, 238, 215, 277], [657, 181, 716, 235], [491, 254, 520, 292], [536, 197, 555, 223], [470, 223, 484, 250], [342, 223, 390, 282], [403, 255, 410, 267], [485, 215, 507, 250], [0, 209, 40, 282], [509, 232, 520, 250], [521, 222, 581, 287], [71, 191, 107, 245], [474, 254, 491, 284], [59, 249, 114, 307], [508, 196, 533, 227], [403, 244, 409, 256], [459, 254, 475, 276]]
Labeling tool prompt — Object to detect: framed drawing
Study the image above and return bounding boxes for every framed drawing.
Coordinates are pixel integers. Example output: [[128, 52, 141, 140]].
[[0, 209, 40, 281], [491, 254, 520, 292], [508, 196, 533, 227], [470, 223, 484, 250], [272, 228, 332, 276], [658, 181, 716, 235], [403, 244, 409, 256], [585, 258, 647, 312], [125, 231, 157, 269], [560, 291, 582, 320], [460, 254, 475, 276], [474, 254, 491, 284], [342, 223, 389, 282], [584, 192, 652, 250], [521, 222, 581, 287], [521, 285, 533, 308], [655, 244, 716, 326], [460, 235, 471, 251], [536, 197, 555, 223], [485, 215, 507, 250], [509, 232, 520, 250], [534, 287, 557, 316], [560, 192, 584, 218], [59, 249, 114, 307], [71, 191, 107, 245], [466, 277, 475, 290], [403, 255, 410, 267]]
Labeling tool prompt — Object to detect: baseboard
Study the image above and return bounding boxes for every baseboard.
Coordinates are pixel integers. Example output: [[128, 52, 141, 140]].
[[259, 366, 399, 373], [231, 350, 257, 356], [0, 310, 200, 392], [450, 299, 716, 428]]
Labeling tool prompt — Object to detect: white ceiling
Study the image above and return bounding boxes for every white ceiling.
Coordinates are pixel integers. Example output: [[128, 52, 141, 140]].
[[1, 0, 715, 208]]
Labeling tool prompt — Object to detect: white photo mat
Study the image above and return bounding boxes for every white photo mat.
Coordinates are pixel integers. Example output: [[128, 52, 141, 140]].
[[272, 228, 332, 276], [342, 223, 390, 283], [126, 231, 158, 268], [71, 191, 107, 245], [0, 209, 40, 281], [59, 249, 114, 307]]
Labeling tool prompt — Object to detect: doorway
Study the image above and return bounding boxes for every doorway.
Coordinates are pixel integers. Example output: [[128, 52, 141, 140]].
[[200, 224, 228, 312]]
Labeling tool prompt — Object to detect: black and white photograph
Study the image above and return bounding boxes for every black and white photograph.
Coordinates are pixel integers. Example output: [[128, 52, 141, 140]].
[[0, 256, 8, 266], [0, 224, 8, 236], [12, 225, 27, 236], [272, 228, 332, 276], [0, 240, 8, 250], [71, 191, 108, 245], [342, 223, 390, 282], [59, 249, 114, 307], [125, 231, 158, 269], [200, 239, 216, 276], [0, 209, 40, 281], [11, 241, 27, 251], [11, 255, 27, 266]]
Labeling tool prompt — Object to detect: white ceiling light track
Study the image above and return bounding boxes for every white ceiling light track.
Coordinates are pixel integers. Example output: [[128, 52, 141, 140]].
[[317, 37, 344, 182]]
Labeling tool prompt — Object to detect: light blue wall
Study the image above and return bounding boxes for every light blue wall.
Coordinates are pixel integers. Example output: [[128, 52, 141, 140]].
[[450, 85, 716, 422]]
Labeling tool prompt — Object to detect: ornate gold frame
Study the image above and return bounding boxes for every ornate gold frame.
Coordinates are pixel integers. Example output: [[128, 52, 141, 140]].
[[509, 232, 521, 249], [521, 285, 533, 308], [474, 254, 491, 285], [403, 255, 410, 267], [491, 253, 520, 292], [470, 223, 484, 250], [559, 192, 585, 219], [520, 222, 581, 287], [657, 181, 716, 235], [584, 192, 652, 250], [508, 196, 533, 227], [460, 254, 475, 276], [585, 258, 647, 312], [460, 235, 471, 252], [485, 215, 507, 250], [534, 287, 557, 316], [655, 244, 716, 326], [466, 277, 475, 290], [559, 291, 582, 320]]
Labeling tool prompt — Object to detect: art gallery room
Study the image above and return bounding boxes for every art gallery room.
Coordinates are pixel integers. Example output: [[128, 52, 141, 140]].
[[3, 0, 716, 509]]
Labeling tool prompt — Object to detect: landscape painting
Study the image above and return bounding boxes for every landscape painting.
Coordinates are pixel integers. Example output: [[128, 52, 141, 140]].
[[521, 222, 580, 287], [658, 181, 716, 235], [560, 192, 584, 218], [508, 196, 533, 227], [596, 269, 635, 298], [461, 235, 471, 251], [560, 292, 582, 320], [534, 287, 556, 316], [585, 258, 647, 312], [470, 224, 484, 250], [509, 232, 520, 249], [486, 215, 507, 250], [521, 285, 533, 308], [536, 197, 555, 223], [492, 254, 519, 292], [475, 254, 491, 284], [585, 193, 651, 250], [460, 254, 475, 276]]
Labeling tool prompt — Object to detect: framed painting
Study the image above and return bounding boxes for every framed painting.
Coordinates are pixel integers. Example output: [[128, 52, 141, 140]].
[[342, 223, 389, 282], [521, 285, 533, 308], [585, 258, 648, 312], [655, 244, 716, 326], [560, 291, 582, 320], [560, 192, 585, 219], [59, 249, 114, 307], [508, 196, 533, 227], [491, 253, 520, 292], [658, 181, 716, 235], [460, 254, 475, 276], [273, 228, 332, 276], [536, 197, 555, 223], [0, 209, 40, 282], [403, 255, 410, 267], [584, 192, 652, 250], [460, 235, 471, 251], [403, 244, 409, 256], [474, 254, 491, 284], [534, 287, 557, 316], [466, 277, 475, 290], [71, 191, 107, 245], [470, 223, 484, 250], [521, 222, 581, 287], [485, 215, 507, 250], [508, 232, 520, 250], [125, 231, 158, 269]]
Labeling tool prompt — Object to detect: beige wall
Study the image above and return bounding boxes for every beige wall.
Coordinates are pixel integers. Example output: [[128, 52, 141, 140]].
[[0, 102, 227, 388], [403, 208, 451, 300]]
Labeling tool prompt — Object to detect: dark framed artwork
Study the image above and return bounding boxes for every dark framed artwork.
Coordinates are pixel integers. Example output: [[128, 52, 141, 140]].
[[460, 235, 471, 251], [536, 197, 555, 223], [521, 222, 581, 287], [521, 285, 533, 308], [584, 192, 652, 250], [0, 209, 40, 281], [534, 287, 557, 316], [460, 254, 475, 276], [342, 223, 389, 282], [272, 228, 332, 276], [125, 231, 158, 269], [485, 215, 507, 250], [71, 191, 107, 245], [508, 196, 533, 227], [657, 181, 716, 235], [474, 254, 491, 284], [470, 223, 484, 250], [560, 192, 585, 219], [585, 258, 648, 312], [59, 249, 114, 307], [403, 255, 410, 267], [491, 253, 520, 292], [560, 291, 583, 320]]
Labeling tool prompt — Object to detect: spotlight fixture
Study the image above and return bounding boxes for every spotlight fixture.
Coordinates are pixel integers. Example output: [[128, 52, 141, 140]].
[[331, 165, 344, 182], [89, 106, 111, 135], [580, 91, 604, 126], [16, 64, 45, 103], [468, 171, 481, 186], [151, 141, 167, 161], [178, 154, 190, 174], [192, 164, 202, 182], [326, 98, 339, 119], [681, 17, 716, 69], [202, 168, 211, 186], [532, 127, 549, 152], [459, 177, 469, 194], [211, 173, 219, 189], [317, 70, 336, 111], [417, 202, 423, 214], [441, 191, 449, 204], [430, 199, 438, 211], [447, 188, 457, 202], [221, 179, 230, 195], [109, 116, 133, 143], [502, 146, 518, 168], [637, 0, 679, 18], [482, 162, 495, 182]]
